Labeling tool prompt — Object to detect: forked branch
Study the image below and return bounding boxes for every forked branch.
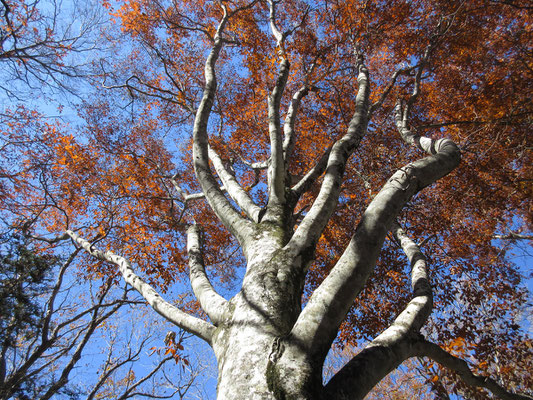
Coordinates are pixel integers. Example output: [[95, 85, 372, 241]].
[[287, 63, 370, 256], [265, 0, 290, 214], [192, 2, 255, 249], [324, 222, 434, 398], [290, 91, 460, 365], [208, 146, 262, 222]]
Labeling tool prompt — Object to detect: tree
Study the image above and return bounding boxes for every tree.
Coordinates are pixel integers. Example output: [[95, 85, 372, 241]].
[[0, 235, 204, 400], [5, 0, 532, 399], [0, 0, 102, 99], [0, 235, 56, 390]]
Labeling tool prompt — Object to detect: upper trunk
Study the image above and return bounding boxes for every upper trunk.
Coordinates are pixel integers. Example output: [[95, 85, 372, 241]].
[[211, 225, 321, 399]]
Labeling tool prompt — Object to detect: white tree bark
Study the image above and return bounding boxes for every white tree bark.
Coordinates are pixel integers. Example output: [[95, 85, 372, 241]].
[[191, 5, 255, 252], [66, 5, 530, 400], [66, 230, 215, 344], [187, 224, 229, 325], [208, 146, 263, 222], [287, 64, 370, 257], [323, 222, 434, 399]]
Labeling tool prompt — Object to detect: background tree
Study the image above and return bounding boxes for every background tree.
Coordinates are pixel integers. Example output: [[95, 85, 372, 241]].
[[0, 234, 205, 400], [2, 0, 532, 399], [0, 234, 56, 392], [0, 0, 103, 98]]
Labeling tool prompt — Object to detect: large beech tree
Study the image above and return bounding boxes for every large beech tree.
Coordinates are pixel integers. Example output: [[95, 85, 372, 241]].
[[5, 0, 532, 399]]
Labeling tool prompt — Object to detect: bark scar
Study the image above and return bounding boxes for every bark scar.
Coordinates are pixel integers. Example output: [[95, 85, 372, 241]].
[[269, 336, 285, 364]]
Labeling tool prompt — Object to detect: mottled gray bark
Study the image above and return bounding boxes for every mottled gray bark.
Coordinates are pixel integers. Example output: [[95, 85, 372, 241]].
[[191, 6, 255, 252], [323, 222, 434, 399], [67, 4, 530, 400], [208, 146, 263, 222], [187, 225, 229, 324]]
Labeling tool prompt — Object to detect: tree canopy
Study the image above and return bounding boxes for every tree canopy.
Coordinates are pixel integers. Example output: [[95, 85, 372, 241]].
[[1, 0, 532, 398]]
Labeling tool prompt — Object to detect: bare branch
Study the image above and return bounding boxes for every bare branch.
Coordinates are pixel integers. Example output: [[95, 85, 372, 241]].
[[237, 154, 269, 170], [390, 221, 433, 331], [192, 7, 255, 249], [187, 224, 229, 325], [493, 231, 533, 240], [395, 101, 460, 157], [368, 65, 417, 116], [265, 0, 290, 217], [115, 355, 175, 400], [264, 0, 312, 219], [66, 230, 215, 344], [414, 340, 533, 400], [39, 282, 121, 400], [0, 249, 79, 398], [324, 223, 434, 399], [0, 254, 133, 400], [287, 64, 370, 256], [290, 100, 460, 364], [324, 336, 418, 399], [290, 145, 332, 198], [267, 0, 286, 55], [101, 74, 194, 112], [208, 146, 263, 222], [283, 85, 311, 163], [85, 341, 147, 400], [42, 249, 81, 342]]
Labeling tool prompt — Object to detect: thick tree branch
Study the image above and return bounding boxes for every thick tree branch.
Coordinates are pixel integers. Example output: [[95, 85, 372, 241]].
[[187, 224, 229, 325], [283, 85, 310, 162], [208, 146, 262, 222], [66, 230, 215, 345], [390, 221, 433, 331], [323, 223, 434, 399], [267, 0, 286, 56], [287, 64, 370, 256], [324, 337, 419, 400], [395, 101, 459, 156], [265, 0, 290, 217], [413, 340, 533, 400], [290, 102, 460, 362], [192, 5, 254, 248]]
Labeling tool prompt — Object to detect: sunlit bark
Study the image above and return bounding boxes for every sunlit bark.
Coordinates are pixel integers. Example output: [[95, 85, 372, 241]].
[[67, 230, 215, 344], [63, 1, 532, 399]]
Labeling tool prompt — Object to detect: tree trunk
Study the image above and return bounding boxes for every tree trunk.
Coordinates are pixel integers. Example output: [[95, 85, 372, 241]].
[[211, 227, 319, 399]]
